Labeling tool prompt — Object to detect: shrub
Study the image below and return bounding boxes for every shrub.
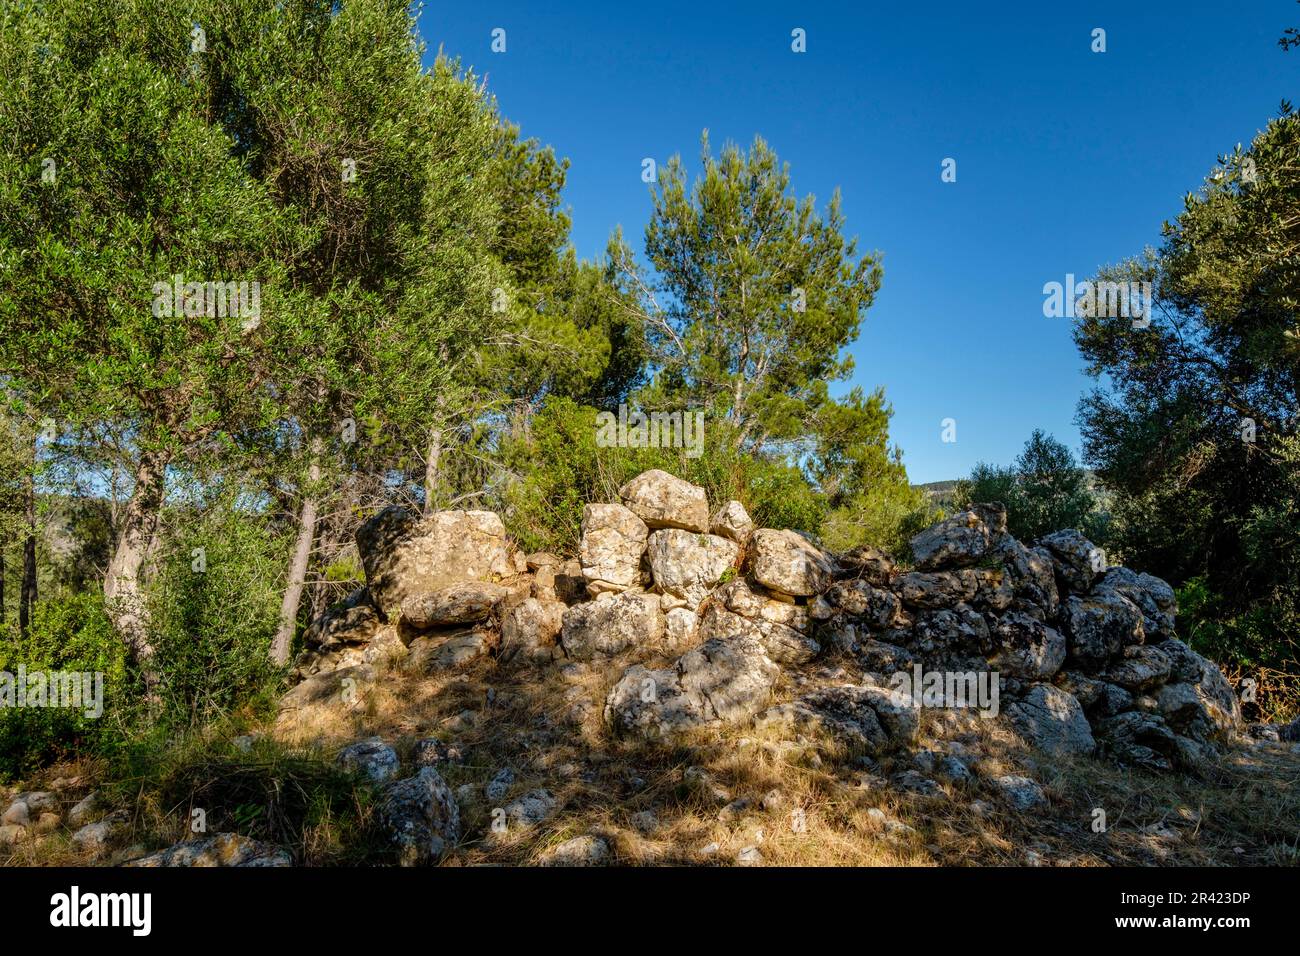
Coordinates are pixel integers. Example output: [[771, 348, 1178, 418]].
[[0, 591, 129, 779]]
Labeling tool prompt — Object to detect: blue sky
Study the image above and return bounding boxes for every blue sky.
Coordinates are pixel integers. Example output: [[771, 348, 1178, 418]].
[[418, 1, 1296, 483]]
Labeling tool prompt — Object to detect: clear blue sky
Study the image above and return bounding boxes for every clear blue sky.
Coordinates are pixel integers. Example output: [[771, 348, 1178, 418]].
[[417, 1, 1296, 483]]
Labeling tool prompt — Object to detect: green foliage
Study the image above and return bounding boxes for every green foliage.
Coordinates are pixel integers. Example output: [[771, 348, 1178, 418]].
[[954, 430, 1107, 543], [147, 501, 285, 729], [612, 134, 892, 483], [1073, 109, 1300, 670], [498, 396, 826, 554], [0, 591, 128, 779]]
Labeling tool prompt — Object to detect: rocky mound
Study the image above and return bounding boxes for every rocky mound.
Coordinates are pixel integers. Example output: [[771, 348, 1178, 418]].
[[278, 468, 1247, 863]]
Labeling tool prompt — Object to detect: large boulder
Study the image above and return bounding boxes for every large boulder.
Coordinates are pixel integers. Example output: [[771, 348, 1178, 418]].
[[500, 597, 565, 662], [400, 582, 508, 631], [823, 580, 900, 629], [987, 612, 1067, 680], [301, 587, 382, 652], [561, 591, 664, 660], [698, 579, 818, 664], [992, 537, 1060, 618], [1038, 529, 1106, 595], [757, 684, 919, 755], [1006, 683, 1095, 756], [1100, 644, 1171, 691], [645, 529, 740, 609], [407, 628, 492, 672], [378, 767, 460, 866], [1061, 589, 1144, 670], [604, 636, 779, 739], [618, 469, 710, 532], [894, 570, 974, 609], [1093, 711, 1181, 772], [1097, 568, 1177, 640], [750, 529, 837, 597], [710, 500, 755, 544], [357, 507, 512, 618], [579, 503, 649, 595], [909, 503, 1006, 570], [833, 545, 896, 586]]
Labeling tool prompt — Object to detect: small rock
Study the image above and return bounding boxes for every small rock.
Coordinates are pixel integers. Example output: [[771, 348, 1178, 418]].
[[68, 792, 99, 828], [735, 845, 763, 866], [539, 834, 611, 867], [631, 810, 660, 835], [336, 737, 400, 784], [993, 774, 1046, 811], [485, 767, 516, 803], [2, 801, 30, 828]]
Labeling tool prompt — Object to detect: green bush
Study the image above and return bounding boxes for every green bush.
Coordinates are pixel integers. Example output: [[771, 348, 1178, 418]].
[[498, 396, 826, 554], [0, 591, 129, 780], [147, 503, 287, 730]]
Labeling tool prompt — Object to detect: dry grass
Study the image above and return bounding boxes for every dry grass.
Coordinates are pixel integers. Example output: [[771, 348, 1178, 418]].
[[6, 644, 1299, 868]]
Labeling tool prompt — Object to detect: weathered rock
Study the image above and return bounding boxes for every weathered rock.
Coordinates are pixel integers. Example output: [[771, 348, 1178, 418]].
[[1101, 644, 1171, 691], [1158, 638, 1205, 683], [400, 582, 508, 630], [664, 607, 699, 649], [126, 833, 292, 867], [336, 737, 400, 784], [525, 551, 563, 570], [824, 580, 900, 629], [1061, 590, 1144, 670], [710, 500, 755, 543], [500, 597, 565, 662], [992, 537, 1059, 618], [988, 612, 1067, 680], [1098, 568, 1177, 639], [67, 792, 99, 829], [278, 664, 374, 712], [357, 507, 512, 617], [1094, 711, 1180, 771], [1007, 683, 1095, 756], [579, 503, 649, 595], [749, 529, 837, 597], [539, 834, 611, 866], [302, 587, 382, 650], [1038, 529, 1106, 594], [72, 819, 118, 855], [604, 636, 779, 739], [910, 603, 990, 662], [561, 591, 664, 659], [407, 628, 492, 672], [909, 503, 1006, 570], [757, 684, 919, 755], [1056, 671, 1133, 718], [698, 598, 818, 665], [378, 767, 460, 866], [619, 469, 710, 532], [834, 545, 896, 586], [894, 570, 974, 609], [0, 824, 25, 849], [1, 801, 29, 828], [500, 788, 557, 827], [961, 567, 1015, 611], [646, 528, 740, 609], [993, 774, 1046, 811]]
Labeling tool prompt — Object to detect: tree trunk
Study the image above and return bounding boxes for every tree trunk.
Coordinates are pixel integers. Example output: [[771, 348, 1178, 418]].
[[19, 449, 36, 638], [423, 424, 443, 516], [103, 446, 170, 666], [271, 439, 322, 665]]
